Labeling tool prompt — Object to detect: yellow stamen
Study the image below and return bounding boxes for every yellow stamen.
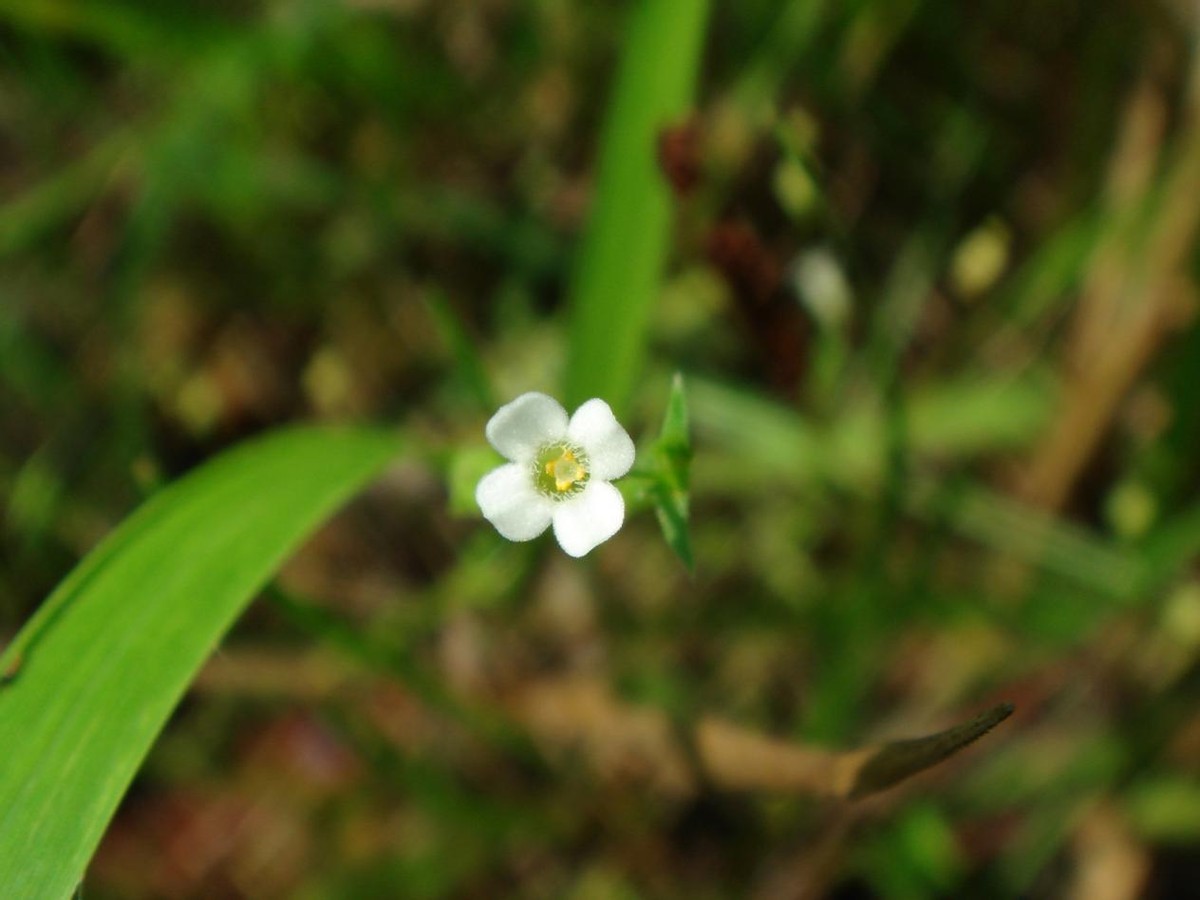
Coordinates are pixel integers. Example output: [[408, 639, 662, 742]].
[[546, 448, 585, 492]]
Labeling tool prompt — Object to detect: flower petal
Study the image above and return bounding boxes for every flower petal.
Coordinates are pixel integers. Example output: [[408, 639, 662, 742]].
[[486, 392, 569, 462], [566, 398, 635, 481], [551, 480, 624, 558], [476, 463, 553, 541]]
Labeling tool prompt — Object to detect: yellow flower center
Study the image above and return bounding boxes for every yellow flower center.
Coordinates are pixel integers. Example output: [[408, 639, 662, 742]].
[[548, 448, 585, 492], [533, 443, 589, 498]]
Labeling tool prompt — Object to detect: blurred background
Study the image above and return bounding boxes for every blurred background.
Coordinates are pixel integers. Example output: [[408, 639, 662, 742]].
[[3, 0, 1200, 896]]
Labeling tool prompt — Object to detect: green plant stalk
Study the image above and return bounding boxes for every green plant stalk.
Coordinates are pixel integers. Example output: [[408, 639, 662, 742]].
[[564, 0, 710, 414], [0, 427, 401, 899]]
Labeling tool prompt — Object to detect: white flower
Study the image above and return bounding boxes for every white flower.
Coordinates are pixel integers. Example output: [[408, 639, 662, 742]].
[[475, 392, 635, 557]]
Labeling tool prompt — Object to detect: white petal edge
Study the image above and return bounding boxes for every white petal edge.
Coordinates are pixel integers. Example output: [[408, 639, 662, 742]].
[[552, 480, 625, 558], [476, 463, 554, 541], [486, 392, 569, 463], [566, 398, 635, 481]]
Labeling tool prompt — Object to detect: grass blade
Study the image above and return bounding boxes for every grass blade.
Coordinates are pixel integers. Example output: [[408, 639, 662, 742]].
[[564, 0, 710, 414], [0, 426, 400, 899]]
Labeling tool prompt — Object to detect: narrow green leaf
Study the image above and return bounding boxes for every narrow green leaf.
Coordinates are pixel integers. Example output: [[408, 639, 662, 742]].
[[652, 373, 693, 571], [564, 0, 710, 414], [849, 703, 1015, 798], [652, 488, 694, 572], [657, 372, 690, 463], [0, 426, 401, 899]]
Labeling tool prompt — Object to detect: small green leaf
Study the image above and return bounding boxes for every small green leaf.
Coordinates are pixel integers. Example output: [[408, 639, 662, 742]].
[[657, 372, 690, 468], [651, 373, 694, 571], [653, 483, 694, 572]]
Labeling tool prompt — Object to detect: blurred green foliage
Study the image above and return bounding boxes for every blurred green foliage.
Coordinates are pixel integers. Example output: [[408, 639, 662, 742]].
[[3, 0, 1200, 897]]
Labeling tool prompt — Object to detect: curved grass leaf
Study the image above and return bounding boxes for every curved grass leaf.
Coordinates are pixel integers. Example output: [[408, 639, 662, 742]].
[[848, 703, 1015, 798], [0, 426, 401, 899]]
